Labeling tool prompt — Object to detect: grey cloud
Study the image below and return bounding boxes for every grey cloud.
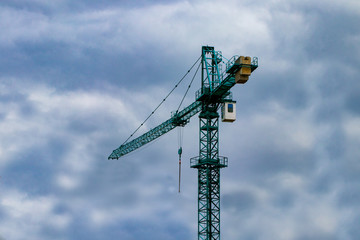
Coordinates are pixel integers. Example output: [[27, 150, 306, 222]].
[[1, 0, 182, 14], [337, 184, 360, 208], [295, 232, 338, 240], [1, 0, 360, 239], [302, 7, 360, 62], [324, 126, 346, 160], [3, 139, 67, 195], [0, 90, 36, 118], [249, 68, 311, 110], [0, 42, 184, 91], [223, 190, 258, 213], [241, 138, 316, 178], [62, 219, 192, 240], [345, 90, 360, 115], [73, 160, 141, 207], [348, 215, 360, 239], [309, 171, 336, 194], [70, 0, 183, 10], [271, 189, 297, 209]]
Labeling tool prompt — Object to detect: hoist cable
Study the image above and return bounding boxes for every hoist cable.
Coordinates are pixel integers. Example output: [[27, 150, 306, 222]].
[[178, 127, 183, 193], [177, 126, 183, 193], [174, 61, 201, 193], [121, 55, 201, 146], [178, 146, 182, 193]]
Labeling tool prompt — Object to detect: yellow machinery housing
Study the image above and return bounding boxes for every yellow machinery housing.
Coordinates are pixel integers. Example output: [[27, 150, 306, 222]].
[[235, 56, 252, 84]]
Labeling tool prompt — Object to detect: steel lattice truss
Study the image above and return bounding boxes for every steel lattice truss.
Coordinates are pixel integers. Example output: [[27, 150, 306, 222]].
[[108, 46, 258, 240], [198, 167, 221, 240], [194, 106, 224, 240], [109, 101, 202, 159]]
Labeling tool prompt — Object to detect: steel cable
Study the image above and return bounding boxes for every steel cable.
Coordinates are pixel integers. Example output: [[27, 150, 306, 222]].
[[120, 55, 201, 146]]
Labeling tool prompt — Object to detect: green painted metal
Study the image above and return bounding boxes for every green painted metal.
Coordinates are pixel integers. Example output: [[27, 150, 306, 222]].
[[108, 46, 258, 240], [108, 100, 202, 159], [201, 46, 222, 92], [190, 47, 225, 240], [109, 47, 258, 160], [193, 110, 223, 240]]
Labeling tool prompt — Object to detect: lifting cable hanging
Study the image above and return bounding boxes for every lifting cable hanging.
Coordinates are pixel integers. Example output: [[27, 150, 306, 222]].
[[176, 59, 200, 193], [120, 56, 201, 147], [178, 127, 183, 193]]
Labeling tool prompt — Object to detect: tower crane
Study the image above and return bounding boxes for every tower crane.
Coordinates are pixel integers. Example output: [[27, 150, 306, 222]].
[[108, 46, 258, 240]]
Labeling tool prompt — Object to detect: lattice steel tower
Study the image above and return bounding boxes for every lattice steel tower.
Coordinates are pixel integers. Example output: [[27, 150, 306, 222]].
[[108, 46, 258, 240]]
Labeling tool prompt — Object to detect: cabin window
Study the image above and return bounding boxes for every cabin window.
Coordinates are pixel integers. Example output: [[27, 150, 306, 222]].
[[228, 104, 233, 113]]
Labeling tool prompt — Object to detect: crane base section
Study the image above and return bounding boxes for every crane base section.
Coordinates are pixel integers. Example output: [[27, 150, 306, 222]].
[[190, 156, 228, 168]]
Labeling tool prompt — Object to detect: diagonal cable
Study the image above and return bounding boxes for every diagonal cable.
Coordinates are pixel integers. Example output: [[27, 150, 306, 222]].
[[121, 55, 201, 146], [176, 60, 201, 113]]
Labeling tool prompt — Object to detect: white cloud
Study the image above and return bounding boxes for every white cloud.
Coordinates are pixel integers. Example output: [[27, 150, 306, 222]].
[[0, 78, 193, 236], [0, 1, 271, 58], [222, 172, 346, 240], [0, 7, 48, 46], [0, 0, 359, 239], [56, 174, 81, 190], [344, 116, 360, 140], [0, 80, 134, 163], [0, 189, 71, 240]]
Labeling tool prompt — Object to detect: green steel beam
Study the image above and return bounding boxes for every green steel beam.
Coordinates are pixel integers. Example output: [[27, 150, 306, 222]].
[[201, 46, 222, 92], [196, 57, 257, 104], [108, 100, 202, 159]]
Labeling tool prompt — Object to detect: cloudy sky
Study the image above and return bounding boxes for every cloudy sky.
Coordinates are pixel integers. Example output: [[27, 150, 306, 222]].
[[1, 0, 360, 239]]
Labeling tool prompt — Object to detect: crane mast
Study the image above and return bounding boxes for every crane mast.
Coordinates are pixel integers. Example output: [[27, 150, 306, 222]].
[[191, 46, 226, 240], [108, 46, 258, 240]]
